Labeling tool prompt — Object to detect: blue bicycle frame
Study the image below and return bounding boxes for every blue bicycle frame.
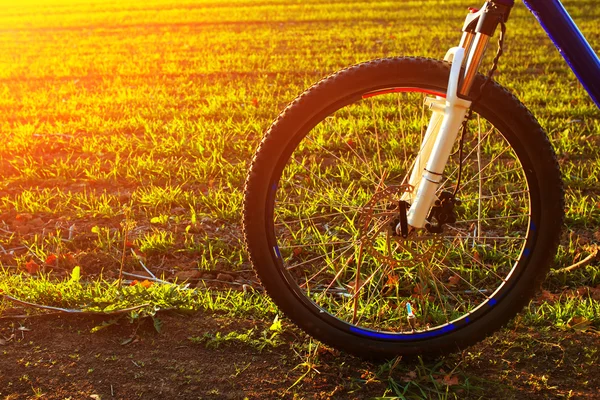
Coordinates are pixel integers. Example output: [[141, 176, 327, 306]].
[[505, 0, 600, 107], [403, 0, 598, 228]]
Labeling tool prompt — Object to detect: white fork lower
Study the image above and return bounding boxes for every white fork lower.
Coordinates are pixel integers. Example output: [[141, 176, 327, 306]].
[[402, 47, 472, 229]]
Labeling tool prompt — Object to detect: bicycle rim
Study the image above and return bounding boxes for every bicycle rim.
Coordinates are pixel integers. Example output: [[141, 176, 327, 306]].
[[265, 85, 536, 340]]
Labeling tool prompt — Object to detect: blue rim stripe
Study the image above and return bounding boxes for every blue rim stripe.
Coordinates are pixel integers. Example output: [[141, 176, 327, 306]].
[[349, 294, 504, 340], [350, 323, 456, 340], [273, 245, 281, 259]]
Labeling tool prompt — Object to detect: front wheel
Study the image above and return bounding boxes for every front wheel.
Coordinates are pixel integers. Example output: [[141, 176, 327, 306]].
[[243, 57, 563, 359]]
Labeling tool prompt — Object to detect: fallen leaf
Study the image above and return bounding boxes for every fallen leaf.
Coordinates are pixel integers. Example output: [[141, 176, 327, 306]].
[[121, 337, 135, 346], [386, 273, 399, 286], [45, 254, 58, 265], [569, 316, 592, 331], [448, 274, 460, 286], [539, 290, 557, 302], [316, 345, 338, 356], [24, 260, 40, 274], [401, 370, 417, 382], [442, 374, 460, 386], [15, 213, 33, 222], [140, 280, 153, 289]]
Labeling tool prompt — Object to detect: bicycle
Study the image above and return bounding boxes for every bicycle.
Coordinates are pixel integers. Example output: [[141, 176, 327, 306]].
[[242, 0, 600, 359]]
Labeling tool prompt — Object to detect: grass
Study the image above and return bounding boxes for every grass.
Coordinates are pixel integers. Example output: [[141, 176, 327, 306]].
[[269, 89, 536, 331], [0, 268, 277, 318], [0, 0, 599, 398], [188, 315, 284, 351]]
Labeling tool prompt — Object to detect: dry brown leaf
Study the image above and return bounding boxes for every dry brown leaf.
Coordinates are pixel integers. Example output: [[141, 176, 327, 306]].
[[539, 290, 557, 302], [591, 286, 600, 301], [442, 374, 460, 386], [401, 370, 417, 382], [569, 316, 592, 331], [448, 274, 460, 286]]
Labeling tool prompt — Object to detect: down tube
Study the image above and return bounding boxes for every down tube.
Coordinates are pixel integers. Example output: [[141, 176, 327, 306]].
[[523, 0, 600, 107]]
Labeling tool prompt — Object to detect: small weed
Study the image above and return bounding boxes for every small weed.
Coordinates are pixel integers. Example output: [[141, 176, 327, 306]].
[[137, 229, 175, 255], [188, 316, 284, 351], [372, 356, 481, 399], [31, 386, 44, 398], [230, 362, 252, 379], [286, 340, 322, 392], [0, 270, 276, 320], [523, 295, 600, 330], [91, 225, 122, 253], [134, 185, 186, 211]]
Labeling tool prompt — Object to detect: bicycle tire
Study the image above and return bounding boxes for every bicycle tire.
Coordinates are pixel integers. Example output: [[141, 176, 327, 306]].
[[243, 57, 563, 359]]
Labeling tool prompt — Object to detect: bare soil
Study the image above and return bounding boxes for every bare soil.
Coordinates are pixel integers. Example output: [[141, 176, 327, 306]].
[[1, 308, 599, 399]]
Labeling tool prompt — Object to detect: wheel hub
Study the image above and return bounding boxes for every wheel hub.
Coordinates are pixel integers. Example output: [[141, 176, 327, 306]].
[[358, 185, 442, 267]]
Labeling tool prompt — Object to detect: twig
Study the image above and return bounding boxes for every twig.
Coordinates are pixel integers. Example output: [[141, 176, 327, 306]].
[[130, 249, 158, 281], [551, 245, 599, 274], [2, 294, 150, 315], [0, 226, 15, 234], [121, 271, 170, 285], [0, 312, 62, 320], [118, 207, 132, 283], [197, 277, 262, 290]]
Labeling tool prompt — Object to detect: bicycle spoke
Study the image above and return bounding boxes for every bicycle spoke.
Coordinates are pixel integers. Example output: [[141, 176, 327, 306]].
[[266, 84, 534, 337]]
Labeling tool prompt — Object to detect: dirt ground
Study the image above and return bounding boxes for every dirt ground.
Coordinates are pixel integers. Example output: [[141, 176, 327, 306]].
[[1, 309, 599, 399], [0, 311, 384, 399]]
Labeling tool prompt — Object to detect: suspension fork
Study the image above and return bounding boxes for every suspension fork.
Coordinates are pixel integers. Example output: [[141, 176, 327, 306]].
[[402, 1, 512, 229]]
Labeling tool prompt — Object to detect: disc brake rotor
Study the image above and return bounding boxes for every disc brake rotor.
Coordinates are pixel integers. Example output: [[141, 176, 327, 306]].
[[358, 185, 442, 267]]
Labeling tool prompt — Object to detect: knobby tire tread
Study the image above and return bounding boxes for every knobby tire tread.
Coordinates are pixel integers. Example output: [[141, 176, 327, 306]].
[[242, 57, 563, 359]]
